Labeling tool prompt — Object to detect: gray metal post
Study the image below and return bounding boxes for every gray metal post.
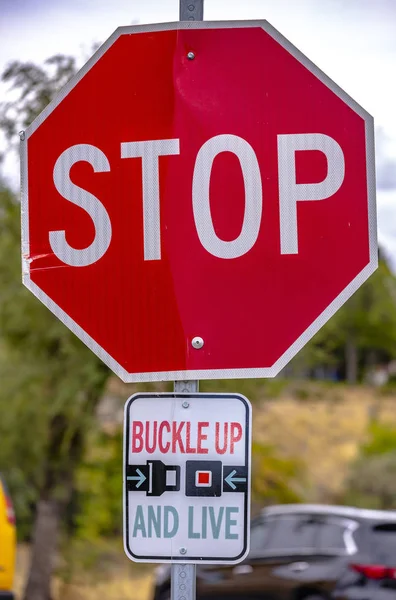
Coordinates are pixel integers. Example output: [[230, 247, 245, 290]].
[[179, 0, 204, 21], [171, 5, 203, 600], [171, 380, 199, 600]]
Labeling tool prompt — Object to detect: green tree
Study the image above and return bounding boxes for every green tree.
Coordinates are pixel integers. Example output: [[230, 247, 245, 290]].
[[344, 453, 396, 509], [74, 430, 123, 542], [0, 56, 110, 600], [0, 55, 76, 146], [251, 441, 305, 505], [296, 252, 396, 383], [343, 422, 396, 509]]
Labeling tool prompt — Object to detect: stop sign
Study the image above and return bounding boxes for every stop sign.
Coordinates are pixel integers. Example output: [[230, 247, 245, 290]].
[[21, 21, 376, 382]]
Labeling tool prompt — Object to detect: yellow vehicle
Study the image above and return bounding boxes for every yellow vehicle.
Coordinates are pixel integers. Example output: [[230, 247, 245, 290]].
[[0, 476, 15, 600]]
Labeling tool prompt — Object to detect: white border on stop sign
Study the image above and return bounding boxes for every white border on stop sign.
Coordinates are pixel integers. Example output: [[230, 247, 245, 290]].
[[20, 20, 377, 383]]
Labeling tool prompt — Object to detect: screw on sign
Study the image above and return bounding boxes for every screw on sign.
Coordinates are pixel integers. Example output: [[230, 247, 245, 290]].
[[21, 21, 376, 382]]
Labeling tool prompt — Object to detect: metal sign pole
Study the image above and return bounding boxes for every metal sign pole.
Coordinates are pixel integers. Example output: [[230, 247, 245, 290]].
[[171, 4, 203, 600], [179, 0, 203, 21], [171, 382, 198, 600]]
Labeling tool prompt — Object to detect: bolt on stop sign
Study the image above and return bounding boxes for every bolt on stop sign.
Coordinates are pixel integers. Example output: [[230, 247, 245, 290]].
[[21, 21, 377, 382]]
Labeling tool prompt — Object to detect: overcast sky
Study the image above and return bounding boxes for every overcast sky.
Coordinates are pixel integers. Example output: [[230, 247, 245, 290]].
[[1, 0, 396, 261]]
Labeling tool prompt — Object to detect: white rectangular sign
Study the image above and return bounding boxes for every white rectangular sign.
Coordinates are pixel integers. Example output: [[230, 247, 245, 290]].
[[123, 393, 251, 563]]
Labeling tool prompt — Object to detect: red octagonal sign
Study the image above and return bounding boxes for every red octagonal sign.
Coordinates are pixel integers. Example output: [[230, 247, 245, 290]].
[[21, 21, 377, 382]]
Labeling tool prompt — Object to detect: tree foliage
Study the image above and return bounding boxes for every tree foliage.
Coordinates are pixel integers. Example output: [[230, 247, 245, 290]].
[[74, 430, 123, 542], [251, 441, 305, 505], [0, 55, 76, 145], [293, 252, 396, 382], [343, 422, 396, 509], [0, 184, 109, 533], [0, 55, 110, 600]]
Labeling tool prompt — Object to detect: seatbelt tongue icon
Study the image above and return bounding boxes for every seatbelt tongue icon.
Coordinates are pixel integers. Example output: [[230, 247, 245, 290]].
[[126, 461, 180, 496], [147, 460, 180, 496]]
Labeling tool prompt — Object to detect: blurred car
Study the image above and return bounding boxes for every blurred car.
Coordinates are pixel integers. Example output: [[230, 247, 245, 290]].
[[0, 475, 16, 600], [152, 504, 396, 600]]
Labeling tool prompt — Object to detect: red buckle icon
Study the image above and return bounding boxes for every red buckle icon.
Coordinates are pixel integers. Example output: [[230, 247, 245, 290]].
[[195, 470, 212, 487]]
